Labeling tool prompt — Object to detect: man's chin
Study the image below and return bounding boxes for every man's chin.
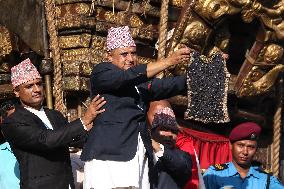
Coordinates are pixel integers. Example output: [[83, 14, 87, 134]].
[[237, 161, 251, 168]]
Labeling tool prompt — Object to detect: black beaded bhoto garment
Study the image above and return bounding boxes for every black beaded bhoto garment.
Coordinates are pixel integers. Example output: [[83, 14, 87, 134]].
[[185, 51, 230, 123]]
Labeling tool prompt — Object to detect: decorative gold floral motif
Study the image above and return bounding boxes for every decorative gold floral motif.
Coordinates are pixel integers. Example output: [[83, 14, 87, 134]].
[[172, 0, 187, 7], [55, 3, 91, 18], [62, 61, 93, 77], [57, 16, 96, 30], [90, 49, 107, 63], [61, 48, 92, 63], [129, 15, 144, 28], [100, 7, 145, 28], [0, 62, 10, 73], [103, 10, 117, 23], [238, 64, 284, 96], [91, 35, 106, 50], [59, 34, 92, 49], [63, 76, 89, 92], [194, 0, 230, 21], [95, 22, 155, 41], [263, 44, 284, 64], [0, 26, 12, 57]]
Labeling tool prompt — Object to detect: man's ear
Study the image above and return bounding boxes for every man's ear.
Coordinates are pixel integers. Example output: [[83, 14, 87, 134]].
[[229, 142, 232, 150], [13, 88, 20, 98], [107, 52, 113, 62]]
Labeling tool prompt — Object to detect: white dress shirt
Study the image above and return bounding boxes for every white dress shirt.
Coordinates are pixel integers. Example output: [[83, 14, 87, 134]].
[[24, 107, 53, 130], [84, 133, 150, 189]]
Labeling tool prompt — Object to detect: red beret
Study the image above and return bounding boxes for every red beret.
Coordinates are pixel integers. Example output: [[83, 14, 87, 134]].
[[229, 122, 261, 142]]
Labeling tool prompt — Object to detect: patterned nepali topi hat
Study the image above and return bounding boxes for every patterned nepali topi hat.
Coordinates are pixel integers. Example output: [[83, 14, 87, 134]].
[[152, 107, 179, 133], [106, 26, 136, 51], [11, 58, 42, 88]]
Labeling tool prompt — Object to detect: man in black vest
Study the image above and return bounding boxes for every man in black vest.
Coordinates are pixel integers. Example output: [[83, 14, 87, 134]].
[[81, 25, 191, 189]]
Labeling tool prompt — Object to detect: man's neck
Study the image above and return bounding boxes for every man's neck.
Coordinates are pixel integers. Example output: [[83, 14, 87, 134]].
[[21, 101, 42, 111], [232, 160, 251, 179], [22, 104, 42, 111]]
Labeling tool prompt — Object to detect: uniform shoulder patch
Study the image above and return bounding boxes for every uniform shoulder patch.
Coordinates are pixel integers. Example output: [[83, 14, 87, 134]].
[[255, 167, 272, 175], [213, 163, 228, 171]]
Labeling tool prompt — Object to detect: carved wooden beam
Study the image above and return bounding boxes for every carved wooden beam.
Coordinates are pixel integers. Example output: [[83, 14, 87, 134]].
[[234, 28, 266, 96], [95, 0, 181, 21]]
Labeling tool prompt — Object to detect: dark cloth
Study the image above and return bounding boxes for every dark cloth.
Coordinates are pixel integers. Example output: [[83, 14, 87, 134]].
[[185, 51, 230, 123], [80, 62, 186, 183], [2, 105, 87, 189], [154, 147, 192, 189]]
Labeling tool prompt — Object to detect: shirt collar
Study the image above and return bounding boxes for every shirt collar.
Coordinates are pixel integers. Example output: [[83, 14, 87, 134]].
[[0, 142, 11, 151], [227, 162, 239, 176], [24, 106, 44, 113], [248, 166, 261, 179], [228, 162, 261, 179]]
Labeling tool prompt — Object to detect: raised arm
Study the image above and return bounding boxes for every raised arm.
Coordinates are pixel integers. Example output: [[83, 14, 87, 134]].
[[91, 47, 191, 94], [146, 47, 191, 78]]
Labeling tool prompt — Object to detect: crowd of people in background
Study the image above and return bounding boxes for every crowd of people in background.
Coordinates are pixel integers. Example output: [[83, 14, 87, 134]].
[[0, 25, 284, 189]]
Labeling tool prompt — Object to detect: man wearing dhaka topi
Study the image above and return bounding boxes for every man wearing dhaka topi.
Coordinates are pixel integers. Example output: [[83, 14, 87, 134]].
[[2, 58, 106, 189], [81, 25, 192, 189]]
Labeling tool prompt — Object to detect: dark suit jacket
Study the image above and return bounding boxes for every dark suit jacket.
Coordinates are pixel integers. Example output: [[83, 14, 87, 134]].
[[154, 147, 192, 189], [81, 62, 187, 162], [2, 105, 87, 189]]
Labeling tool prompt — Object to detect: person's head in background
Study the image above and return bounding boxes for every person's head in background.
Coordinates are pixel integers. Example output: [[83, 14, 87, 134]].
[[106, 26, 137, 70], [150, 106, 179, 149], [147, 100, 172, 126], [0, 100, 17, 144]]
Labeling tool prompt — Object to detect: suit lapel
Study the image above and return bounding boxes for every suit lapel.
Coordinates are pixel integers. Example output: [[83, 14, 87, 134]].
[[43, 108, 59, 130], [15, 105, 47, 129]]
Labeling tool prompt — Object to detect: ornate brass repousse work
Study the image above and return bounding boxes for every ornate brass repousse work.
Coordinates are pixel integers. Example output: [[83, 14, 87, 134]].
[[55, 3, 91, 18], [91, 35, 106, 50], [168, 0, 284, 97], [61, 48, 92, 63], [57, 16, 96, 30], [172, 0, 187, 7], [96, 7, 157, 40], [0, 26, 12, 57], [237, 43, 284, 96], [63, 61, 93, 77], [63, 76, 89, 92], [59, 34, 91, 49]]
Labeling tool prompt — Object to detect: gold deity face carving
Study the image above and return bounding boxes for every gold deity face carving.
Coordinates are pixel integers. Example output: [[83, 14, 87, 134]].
[[205, 0, 229, 20], [263, 44, 284, 64], [181, 21, 208, 47]]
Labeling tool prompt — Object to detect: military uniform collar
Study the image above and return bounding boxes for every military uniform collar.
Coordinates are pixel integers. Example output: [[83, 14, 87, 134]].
[[0, 142, 11, 151], [229, 162, 261, 179], [227, 162, 239, 177]]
